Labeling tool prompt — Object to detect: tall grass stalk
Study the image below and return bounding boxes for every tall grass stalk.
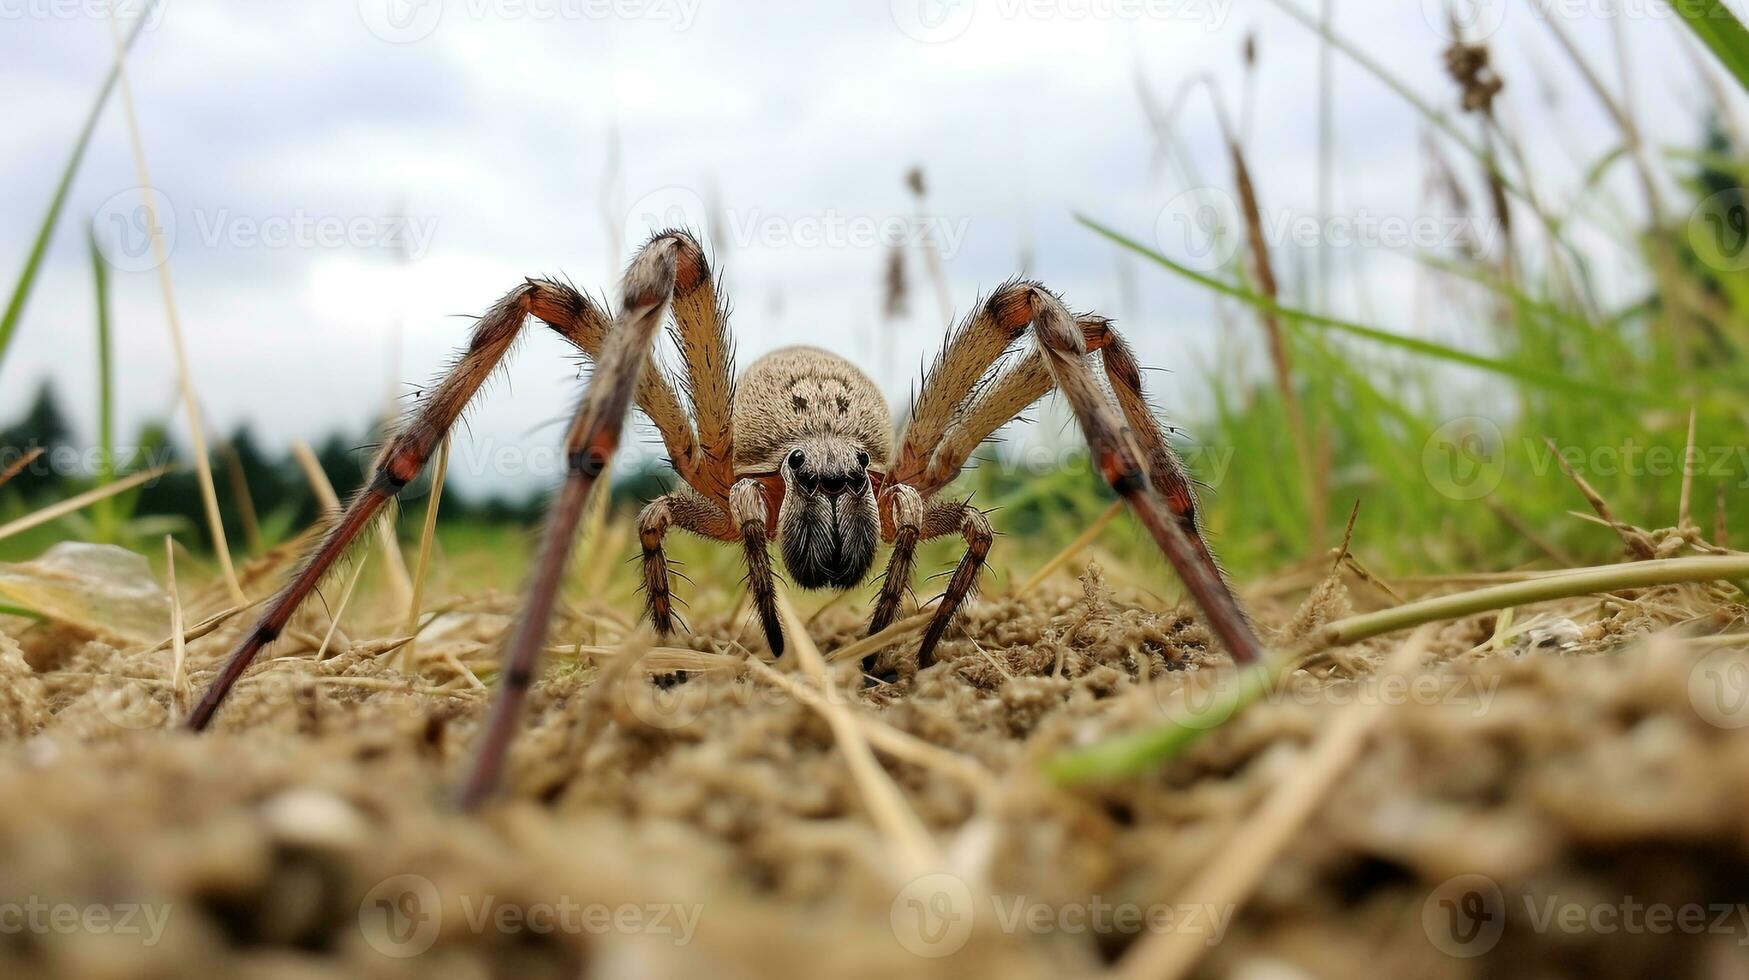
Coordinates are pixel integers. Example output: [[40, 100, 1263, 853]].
[[87, 227, 117, 543], [0, 6, 156, 370], [103, 10, 244, 604]]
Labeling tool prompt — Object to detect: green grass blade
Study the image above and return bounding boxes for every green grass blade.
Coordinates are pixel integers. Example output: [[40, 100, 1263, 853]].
[[0, 8, 156, 371], [1080, 216, 1643, 403], [1672, 1, 1749, 94], [87, 225, 117, 542]]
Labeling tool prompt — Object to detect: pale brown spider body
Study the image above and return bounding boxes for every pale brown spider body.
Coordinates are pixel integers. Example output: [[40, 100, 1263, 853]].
[[186, 229, 1265, 808]]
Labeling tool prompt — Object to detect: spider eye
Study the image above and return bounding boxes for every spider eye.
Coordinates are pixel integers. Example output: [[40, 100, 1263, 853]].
[[788, 449, 806, 471], [856, 450, 870, 469]]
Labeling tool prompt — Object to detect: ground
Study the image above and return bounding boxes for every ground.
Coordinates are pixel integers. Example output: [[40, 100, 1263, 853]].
[[3, 549, 1749, 980]]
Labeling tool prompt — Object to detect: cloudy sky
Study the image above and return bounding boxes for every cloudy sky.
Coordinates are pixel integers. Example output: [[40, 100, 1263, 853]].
[[2, 0, 1740, 494]]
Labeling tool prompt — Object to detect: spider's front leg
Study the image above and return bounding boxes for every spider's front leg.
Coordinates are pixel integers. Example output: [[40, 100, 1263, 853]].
[[1024, 286, 1265, 666], [914, 499, 993, 671], [455, 237, 693, 807], [887, 280, 1266, 673], [638, 489, 732, 637], [864, 489, 991, 678], [729, 478, 784, 657], [868, 484, 925, 636]]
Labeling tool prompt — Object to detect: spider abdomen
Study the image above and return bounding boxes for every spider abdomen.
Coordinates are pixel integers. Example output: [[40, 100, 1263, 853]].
[[731, 346, 893, 474]]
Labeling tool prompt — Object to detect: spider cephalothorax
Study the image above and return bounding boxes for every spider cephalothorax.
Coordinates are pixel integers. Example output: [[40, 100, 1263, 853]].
[[185, 228, 1266, 808]]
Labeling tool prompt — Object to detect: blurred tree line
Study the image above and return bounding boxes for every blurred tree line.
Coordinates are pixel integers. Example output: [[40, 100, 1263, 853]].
[[0, 382, 673, 554]]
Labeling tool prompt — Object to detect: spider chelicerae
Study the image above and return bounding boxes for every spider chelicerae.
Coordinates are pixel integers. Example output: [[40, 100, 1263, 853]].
[[185, 229, 1263, 806]]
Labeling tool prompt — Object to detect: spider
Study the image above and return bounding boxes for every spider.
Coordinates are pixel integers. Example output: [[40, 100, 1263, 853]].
[[185, 230, 1264, 806]]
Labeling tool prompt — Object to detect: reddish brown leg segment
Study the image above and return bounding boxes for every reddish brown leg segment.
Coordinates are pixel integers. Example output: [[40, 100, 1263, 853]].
[[1022, 287, 1263, 666], [913, 500, 992, 671], [728, 479, 783, 657], [867, 484, 925, 639], [637, 489, 732, 637], [185, 283, 581, 731], [454, 237, 685, 808]]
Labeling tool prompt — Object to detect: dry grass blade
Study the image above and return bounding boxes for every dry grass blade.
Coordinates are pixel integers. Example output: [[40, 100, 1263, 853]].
[[1717, 482, 1730, 549], [219, 441, 263, 555], [1230, 137, 1323, 549], [292, 440, 342, 513], [747, 657, 998, 800], [1018, 499, 1124, 594], [1544, 436, 1656, 558], [557, 644, 740, 675], [1485, 498, 1577, 567], [904, 166, 954, 330], [824, 605, 938, 665], [135, 596, 265, 657], [400, 435, 450, 671], [290, 439, 413, 609], [104, 11, 243, 605], [315, 553, 370, 662], [774, 588, 943, 877], [164, 536, 188, 722], [1315, 554, 1749, 648], [0, 465, 168, 543], [0, 447, 43, 492], [1680, 404, 1699, 532], [1112, 626, 1436, 980]]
